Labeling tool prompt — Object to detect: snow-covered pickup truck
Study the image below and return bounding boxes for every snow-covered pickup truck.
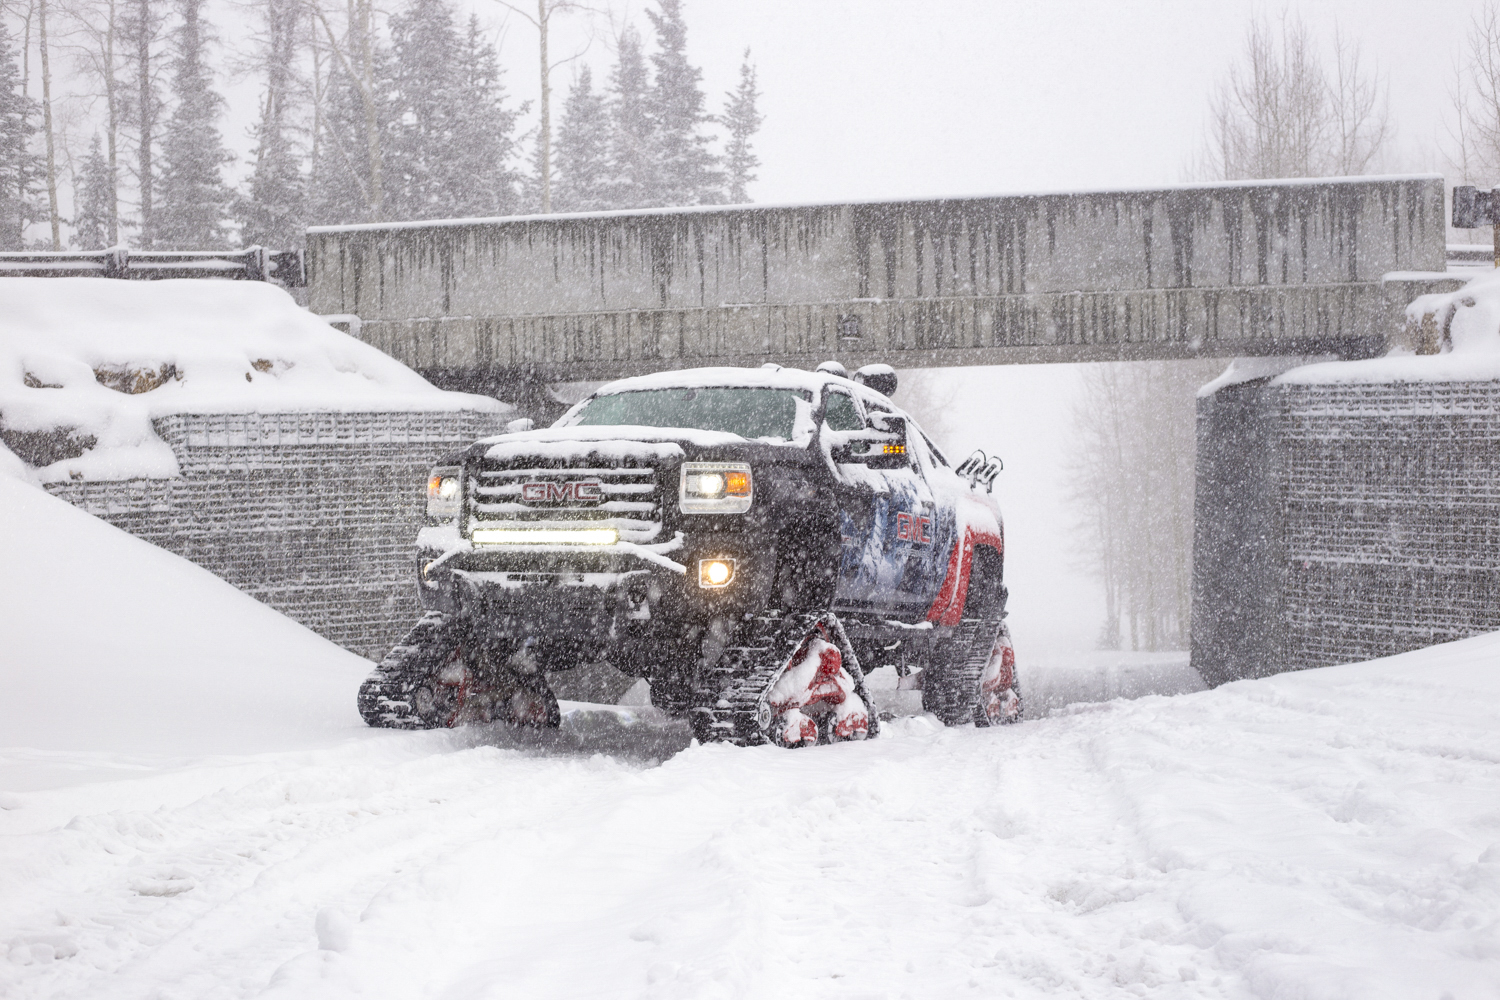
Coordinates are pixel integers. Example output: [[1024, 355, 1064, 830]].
[[357, 362, 1019, 746]]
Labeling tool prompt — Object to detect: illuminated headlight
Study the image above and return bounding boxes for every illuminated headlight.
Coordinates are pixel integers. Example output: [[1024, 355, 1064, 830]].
[[680, 462, 753, 514], [698, 558, 736, 588], [471, 527, 619, 546], [426, 466, 461, 520]]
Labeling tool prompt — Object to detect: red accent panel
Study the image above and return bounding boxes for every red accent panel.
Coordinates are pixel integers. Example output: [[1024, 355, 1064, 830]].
[[926, 527, 1004, 625]]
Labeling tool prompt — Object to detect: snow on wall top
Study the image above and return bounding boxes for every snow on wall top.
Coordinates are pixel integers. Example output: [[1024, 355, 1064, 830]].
[[1268, 270, 1500, 387], [306, 172, 1446, 234], [0, 277, 504, 482]]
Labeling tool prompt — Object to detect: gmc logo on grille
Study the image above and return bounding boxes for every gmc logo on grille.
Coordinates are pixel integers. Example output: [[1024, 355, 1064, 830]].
[[522, 481, 604, 503]]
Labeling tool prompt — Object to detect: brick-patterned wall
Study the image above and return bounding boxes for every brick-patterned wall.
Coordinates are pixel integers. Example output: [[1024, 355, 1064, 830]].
[[1194, 379, 1500, 684], [46, 411, 507, 660]]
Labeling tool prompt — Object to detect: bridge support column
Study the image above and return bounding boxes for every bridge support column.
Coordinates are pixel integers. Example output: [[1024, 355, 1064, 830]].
[[1191, 377, 1286, 686]]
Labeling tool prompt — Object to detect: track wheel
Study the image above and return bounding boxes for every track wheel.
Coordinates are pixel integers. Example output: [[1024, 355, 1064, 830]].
[[765, 619, 871, 747], [974, 623, 1023, 726], [490, 640, 562, 729], [412, 647, 472, 728]]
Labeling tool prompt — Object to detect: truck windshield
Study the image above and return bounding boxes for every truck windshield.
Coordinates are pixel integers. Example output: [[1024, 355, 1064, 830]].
[[569, 387, 810, 441]]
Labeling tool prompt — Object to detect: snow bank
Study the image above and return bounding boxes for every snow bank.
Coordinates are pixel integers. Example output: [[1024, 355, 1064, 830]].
[[0, 471, 371, 765], [0, 278, 502, 481], [1276, 269, 1500, 385], [3, 628, 1499, 999]]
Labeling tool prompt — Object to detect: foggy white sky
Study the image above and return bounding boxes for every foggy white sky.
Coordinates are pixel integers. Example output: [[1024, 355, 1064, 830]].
[[35, 0, 1482, 212], [489, 0, 1477, 205]]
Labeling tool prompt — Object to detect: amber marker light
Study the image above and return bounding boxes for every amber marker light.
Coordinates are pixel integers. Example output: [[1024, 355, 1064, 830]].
[[723, 470, 751, 496], [699, 558, 736, 588]]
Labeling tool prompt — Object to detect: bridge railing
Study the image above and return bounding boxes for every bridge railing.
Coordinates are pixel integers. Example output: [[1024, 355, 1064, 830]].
[[0, 246, 305, 286]]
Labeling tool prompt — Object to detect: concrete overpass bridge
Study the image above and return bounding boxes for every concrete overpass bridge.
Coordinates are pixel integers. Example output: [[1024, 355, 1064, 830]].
[[305, 174, 1447, 399]]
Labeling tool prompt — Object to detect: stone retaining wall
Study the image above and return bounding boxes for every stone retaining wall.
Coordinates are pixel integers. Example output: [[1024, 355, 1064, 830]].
[[47, 411, 507, 660], [1193, 379, 1500, 685]]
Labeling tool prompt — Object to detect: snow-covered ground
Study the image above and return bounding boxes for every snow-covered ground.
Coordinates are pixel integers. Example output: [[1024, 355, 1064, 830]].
[[3, 467, 1499, 999]]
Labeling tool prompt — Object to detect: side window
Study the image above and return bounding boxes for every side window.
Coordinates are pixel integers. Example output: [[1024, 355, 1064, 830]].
[[906, 425, 938, 474], [823, 390, 864, 431], [919, 431, 950, 468]]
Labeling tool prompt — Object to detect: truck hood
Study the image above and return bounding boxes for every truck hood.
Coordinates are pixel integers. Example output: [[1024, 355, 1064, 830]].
[[467, 424, 808, 465]]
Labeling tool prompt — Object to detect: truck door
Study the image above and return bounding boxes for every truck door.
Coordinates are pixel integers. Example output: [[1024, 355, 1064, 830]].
[[827, 395, 937, 615]]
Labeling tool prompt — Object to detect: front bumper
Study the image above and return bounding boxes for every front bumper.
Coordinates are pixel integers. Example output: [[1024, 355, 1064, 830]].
[[415, 532, 776, 643]]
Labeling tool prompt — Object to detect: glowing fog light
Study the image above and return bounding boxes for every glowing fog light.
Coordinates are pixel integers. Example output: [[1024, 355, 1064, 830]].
[[472, 528, 619, 545], [698, 558, 736, 588]]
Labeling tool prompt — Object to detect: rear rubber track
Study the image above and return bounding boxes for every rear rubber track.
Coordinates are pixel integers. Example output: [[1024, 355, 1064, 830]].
[[923, 618, 1007, 726]]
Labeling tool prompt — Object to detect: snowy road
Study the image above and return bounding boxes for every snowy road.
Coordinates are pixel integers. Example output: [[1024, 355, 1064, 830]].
[[4, 633, 1499, 1000]]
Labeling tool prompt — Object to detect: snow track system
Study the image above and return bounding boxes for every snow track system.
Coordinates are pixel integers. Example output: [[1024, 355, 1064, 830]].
[[923, 619, 1023, 727], [690, 611, 879, 747], [357, 613, 561, 731], [359, 609, 1019, 742]]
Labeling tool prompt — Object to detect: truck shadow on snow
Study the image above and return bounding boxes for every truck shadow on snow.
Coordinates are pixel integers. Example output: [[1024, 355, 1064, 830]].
[[441, 652, 1207, 763], [448, 704, 696, 762]]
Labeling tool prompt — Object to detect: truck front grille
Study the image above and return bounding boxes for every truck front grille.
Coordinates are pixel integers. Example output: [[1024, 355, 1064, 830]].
[[466, 461, 664, 544]]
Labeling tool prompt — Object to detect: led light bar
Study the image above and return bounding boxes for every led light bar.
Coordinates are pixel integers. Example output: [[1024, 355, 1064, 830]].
[[471, 527, 619, 546]]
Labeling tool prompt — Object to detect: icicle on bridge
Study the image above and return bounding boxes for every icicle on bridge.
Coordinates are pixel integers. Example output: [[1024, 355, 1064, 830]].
[[305, 175, 1446, 389]]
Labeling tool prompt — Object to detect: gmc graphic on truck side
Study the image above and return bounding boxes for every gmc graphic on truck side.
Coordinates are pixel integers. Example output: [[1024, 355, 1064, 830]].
[[357, 362, 1019, 747]]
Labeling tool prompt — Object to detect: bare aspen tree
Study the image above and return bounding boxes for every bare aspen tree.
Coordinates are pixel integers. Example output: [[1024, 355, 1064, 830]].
[[495, 0, 596, 214], [1327, 26, 1389, 176], [1065, 362, 1218, 651], [1201, 13, 1389, 181], [67, 0, 123, 244], [308, 0, 383, 216], [1448, 3, 1500, 201], [308, 9, 325, 176], [37, 0, 59, 246]]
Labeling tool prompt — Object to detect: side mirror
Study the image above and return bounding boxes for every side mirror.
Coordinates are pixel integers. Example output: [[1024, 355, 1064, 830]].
[[832, 415, 909, 469]]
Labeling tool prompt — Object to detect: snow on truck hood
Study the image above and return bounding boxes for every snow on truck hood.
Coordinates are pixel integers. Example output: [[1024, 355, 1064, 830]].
[[478, 427, 694, 464], [0, 277, 503, 482]]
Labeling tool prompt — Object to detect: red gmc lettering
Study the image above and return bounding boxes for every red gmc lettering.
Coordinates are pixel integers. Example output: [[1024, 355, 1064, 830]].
[[521, 481, 604, 503], [895, 511, 932, 544]]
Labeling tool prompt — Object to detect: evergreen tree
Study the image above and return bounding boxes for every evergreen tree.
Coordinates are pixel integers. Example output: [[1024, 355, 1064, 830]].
[[448, 14, 523, 217], [307, 46, 395, 225], [73, 134, 115, 248], [604, 27, 653, 208], [553, 65, 609, 212], [644, 0, 721, 206], [241, 0, 304, 247], [385, 1, 523, 220], [721, 50, 760, 204], [0, 19, 39, 250], [387, 0, 460, 219], [154, 0, 234, 246]]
